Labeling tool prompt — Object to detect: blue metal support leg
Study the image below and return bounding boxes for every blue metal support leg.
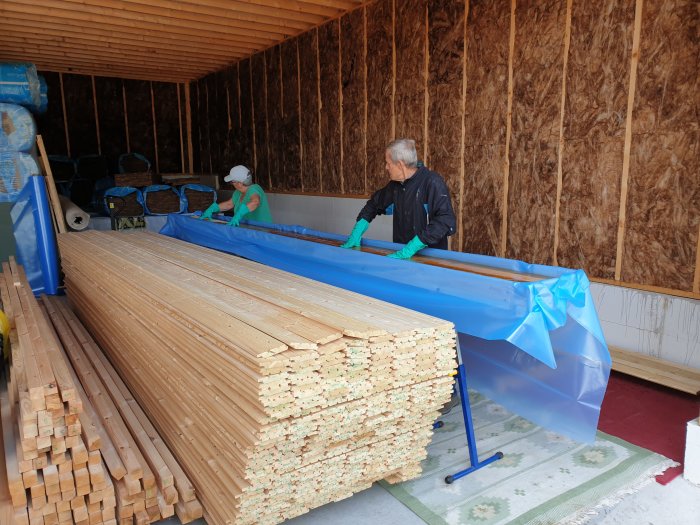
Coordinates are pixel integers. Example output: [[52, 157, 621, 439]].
[[443, 363, 503, 483]]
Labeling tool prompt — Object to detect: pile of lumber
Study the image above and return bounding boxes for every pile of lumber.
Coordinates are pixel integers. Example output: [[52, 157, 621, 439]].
[[0, 259, 201, 525], [59, 230, 457, 525]]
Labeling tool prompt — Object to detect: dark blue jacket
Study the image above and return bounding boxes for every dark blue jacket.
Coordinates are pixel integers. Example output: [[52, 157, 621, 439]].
[[357, 167, 456, 249]]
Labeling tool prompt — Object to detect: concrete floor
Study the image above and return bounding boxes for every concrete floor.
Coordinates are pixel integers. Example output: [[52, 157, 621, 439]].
[[161, 474, 700, 525]]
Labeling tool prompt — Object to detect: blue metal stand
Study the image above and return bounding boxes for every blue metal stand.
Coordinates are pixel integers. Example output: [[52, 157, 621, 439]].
[[435, 345, 503, 484]]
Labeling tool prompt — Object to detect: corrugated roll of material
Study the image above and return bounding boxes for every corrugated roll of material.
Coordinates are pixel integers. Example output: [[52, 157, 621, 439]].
[[59, 194, 90, 231]]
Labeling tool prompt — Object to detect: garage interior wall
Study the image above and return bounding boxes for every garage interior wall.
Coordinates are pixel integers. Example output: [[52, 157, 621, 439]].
[[35, 72, 187, 176], [185, 0, 698, 298]]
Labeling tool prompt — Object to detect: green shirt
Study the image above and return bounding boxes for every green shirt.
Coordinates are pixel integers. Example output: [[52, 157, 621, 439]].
[[232, 184, 272, 224]]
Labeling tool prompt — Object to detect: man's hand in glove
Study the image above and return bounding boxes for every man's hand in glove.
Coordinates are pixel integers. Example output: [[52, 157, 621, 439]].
[[340, 218, 370, 249], [387, 236, 427, 260]]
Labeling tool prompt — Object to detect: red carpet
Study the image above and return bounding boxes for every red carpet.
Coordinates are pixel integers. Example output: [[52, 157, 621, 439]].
[[598, 371, 699, 484]]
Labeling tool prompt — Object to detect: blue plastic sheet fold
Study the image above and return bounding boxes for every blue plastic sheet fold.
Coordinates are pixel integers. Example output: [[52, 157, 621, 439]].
[[160, 214, 610, 442], [10, 176, 59, 295]]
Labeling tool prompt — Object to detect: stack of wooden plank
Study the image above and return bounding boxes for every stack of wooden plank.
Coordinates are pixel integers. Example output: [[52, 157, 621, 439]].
[[0, 260, 202, 525], [1, 260, 114, 525], [59, 230, 457, 525]]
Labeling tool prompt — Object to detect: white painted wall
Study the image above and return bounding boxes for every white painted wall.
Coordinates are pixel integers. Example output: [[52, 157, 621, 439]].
[[267, 192, 394, 241], [590, 283, 700, 370], [268, 192, 700, 372]]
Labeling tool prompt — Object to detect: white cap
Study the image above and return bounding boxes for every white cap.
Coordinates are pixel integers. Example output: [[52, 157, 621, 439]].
[[224, 165, 252, 185]]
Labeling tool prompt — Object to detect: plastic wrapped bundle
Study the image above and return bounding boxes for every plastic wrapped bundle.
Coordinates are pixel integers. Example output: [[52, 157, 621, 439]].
[[37, 75, 48, 114], [0, 63, 41, 109], [181, 183, 216, 212], [0, 103, 37, 152], [0, 151, 40, 202], [143, 184, 182, 215], [104, 186, 145, 217]]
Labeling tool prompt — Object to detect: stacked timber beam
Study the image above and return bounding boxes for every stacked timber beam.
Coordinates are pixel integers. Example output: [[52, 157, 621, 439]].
[[0, 259, 202, 525], [58, 230, 458, 525]]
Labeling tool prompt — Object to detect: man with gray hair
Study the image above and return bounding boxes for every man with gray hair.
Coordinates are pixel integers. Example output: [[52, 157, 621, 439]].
[[340, 139, 456, 259]]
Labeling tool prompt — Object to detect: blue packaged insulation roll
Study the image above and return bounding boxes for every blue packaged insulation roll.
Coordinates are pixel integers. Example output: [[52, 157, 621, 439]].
[[0, 151, 40, 203], [0, 63, 41, 109], [0, 103, 37, 152]]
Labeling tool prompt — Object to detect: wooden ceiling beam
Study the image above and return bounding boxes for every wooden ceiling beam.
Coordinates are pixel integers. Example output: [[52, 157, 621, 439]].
[[2, 2, 281, 45], [0, 34, 234, 71], [248, 0, 363, 15], [1, 21, 253, 59], [0, 14, 261, 55], [0, 33, 237, 66]]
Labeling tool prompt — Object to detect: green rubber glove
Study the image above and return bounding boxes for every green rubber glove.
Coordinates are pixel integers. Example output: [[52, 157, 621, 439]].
[[340, 219, 370, 249], [227, 204, 249, 227], [200, 202, 220, 220], [387, 235, 427, 260]]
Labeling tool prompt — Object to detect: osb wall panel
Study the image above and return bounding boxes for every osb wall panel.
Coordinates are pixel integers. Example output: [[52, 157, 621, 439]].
[[462, 0, 510, 256], [365, 0, 393, 191], [178, 84, 189, 172], [506, 0, 566, 265], [395, 0, 426, 157], [152, 81, 182, 174], [298, 29, 321, 192], [206, 74, 222, 174], [622, 0, 700, 291], [62, 74, 98, 158], [35, 71, 68, 157], [238, 59, 255, 171], [266, 46, 284, 190], [190, 82, 201, 173], [196, 79, 210, 173], [281, 38, 302, 191], [215, 71, 230, 174], [227, 65, 242, 171], [219, 67, 235, 171], [319, 20, 342, 193], [251, 53, 269, 186], [94, 76, 127, 172], [557, 0, 635, 277], [124, 79, 156, 168], [341, 7, 366, 195], [427, 0, 464, 247]]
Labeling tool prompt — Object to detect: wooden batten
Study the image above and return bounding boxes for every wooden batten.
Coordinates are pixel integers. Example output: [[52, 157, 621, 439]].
[[57, 230, 457, 525]]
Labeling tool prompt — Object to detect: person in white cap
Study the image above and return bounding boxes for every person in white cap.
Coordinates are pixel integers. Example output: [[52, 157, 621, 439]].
[[200, 165, 272, 226]]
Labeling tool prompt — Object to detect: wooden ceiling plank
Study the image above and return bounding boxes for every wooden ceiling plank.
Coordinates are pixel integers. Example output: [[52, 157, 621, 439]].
[[165, 0, 328, 24], [0, 55, 192, 83], [1, 2, 281, 46], [0, 14, 262, 55], [9, 0, 291, 41], [117, 0, 315, 31], [3, 20, 249, 61], [233, 0, 355, 18], [0, 35, 233, 67], [0, 48, 205, 74]]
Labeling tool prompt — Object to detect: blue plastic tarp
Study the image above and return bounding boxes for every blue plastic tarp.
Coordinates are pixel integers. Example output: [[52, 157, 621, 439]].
[[160, 214, 611, 442], [143, 185, 183, 215], [10, 176, 59, 295]]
